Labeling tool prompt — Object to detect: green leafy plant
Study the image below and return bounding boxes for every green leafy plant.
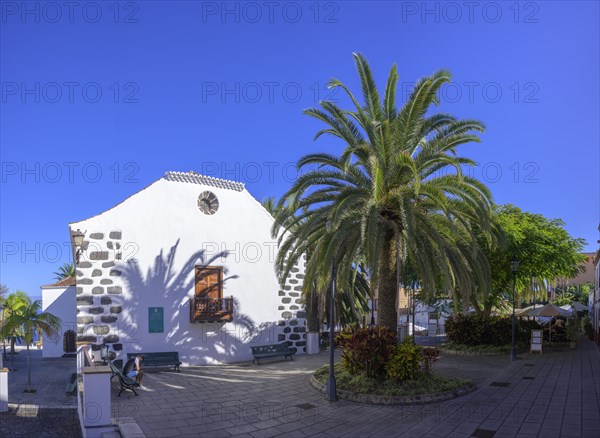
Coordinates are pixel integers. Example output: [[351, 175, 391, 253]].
[[314, 363, 469, 396], [565, 318, 581, 342], [445, 313, 539, 346], [551, 292, 575, 307], [581, 316, 593, 340], [441, 342, 518, 354], [53, 263, 75, 281], [3, 298, 61, 392], [386, 336, 422, 382], [336, 324, 396, 378]]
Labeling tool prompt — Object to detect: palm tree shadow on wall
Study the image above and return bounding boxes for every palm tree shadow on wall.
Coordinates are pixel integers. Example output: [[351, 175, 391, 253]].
[[118, 239, 278, 364]]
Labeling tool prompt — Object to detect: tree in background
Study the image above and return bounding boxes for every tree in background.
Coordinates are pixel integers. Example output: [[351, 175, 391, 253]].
[[0, 284, 8, 302], [552, 282, 593, 306], [477, 205, 586, 315], [3, 299, 61, 392], [53, 263, 75, 281], [3, 291, 30, 352]]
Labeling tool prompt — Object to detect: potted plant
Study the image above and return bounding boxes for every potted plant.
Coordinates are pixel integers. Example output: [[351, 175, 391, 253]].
[[565, 318, 581, 348], [581, 316, 594, 340]]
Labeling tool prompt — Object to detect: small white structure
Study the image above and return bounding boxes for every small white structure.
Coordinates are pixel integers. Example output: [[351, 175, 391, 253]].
[[399, 300, 452, 336], [68, 171, 306, 365], [41, 277, 77, 357]]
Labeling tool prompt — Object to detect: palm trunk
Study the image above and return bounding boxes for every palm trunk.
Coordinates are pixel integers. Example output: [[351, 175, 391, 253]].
[[377, 237, 398, 329], [306, 289, 320, 332], [305, 287, 321, 354], [10, 337, 16, 371], [482, 292, 495, 317], [26, 344, 31, 392]]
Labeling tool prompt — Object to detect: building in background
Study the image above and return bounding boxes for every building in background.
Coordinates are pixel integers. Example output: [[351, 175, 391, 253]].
[[550, 252, 596, 302], [41, 277, 77, 357]]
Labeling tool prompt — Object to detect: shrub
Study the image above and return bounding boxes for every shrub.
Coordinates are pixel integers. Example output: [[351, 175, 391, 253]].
[[336, 325, 396, 378], [445, 313, 540, 346], [386, 336, 422, 382], [566, 318, 581, 342], [517, 319, 542, 342], [581, 316, 594, 340]]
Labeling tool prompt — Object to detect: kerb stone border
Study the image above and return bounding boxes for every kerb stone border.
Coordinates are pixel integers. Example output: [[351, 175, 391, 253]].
[[309, 374, 475, 405]]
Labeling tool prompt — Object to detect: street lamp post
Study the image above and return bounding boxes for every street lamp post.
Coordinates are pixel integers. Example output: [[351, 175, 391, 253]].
[[532, 279, 537, 309], [0, 302, 6, 413], [368, 299, 375, 326], [511, 258, 520, 361], [326, 259, 337, 401]]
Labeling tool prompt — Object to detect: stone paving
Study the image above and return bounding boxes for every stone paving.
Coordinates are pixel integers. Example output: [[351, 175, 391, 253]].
[[2, 340, 600, 437], [0, 347, 81, 437], [108, 340, 600, 438], [2, 347, 77, 407]]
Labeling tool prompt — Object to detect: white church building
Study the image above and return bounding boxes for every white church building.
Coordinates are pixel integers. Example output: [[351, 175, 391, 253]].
[[43, 171, 307, 365]]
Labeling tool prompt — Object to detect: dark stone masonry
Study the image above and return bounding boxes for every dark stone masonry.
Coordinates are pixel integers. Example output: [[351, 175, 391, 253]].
[[278, 258, 307, 353], [76, 230, 125, 362]]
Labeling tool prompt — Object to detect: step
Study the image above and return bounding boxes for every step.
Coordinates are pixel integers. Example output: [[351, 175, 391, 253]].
[[118, 421, 146, 438]]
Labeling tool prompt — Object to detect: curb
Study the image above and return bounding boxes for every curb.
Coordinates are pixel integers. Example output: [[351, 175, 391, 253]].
[[309, 375, 475, 406], [440, 347, 528, 356], [440, 349, 509, 356]]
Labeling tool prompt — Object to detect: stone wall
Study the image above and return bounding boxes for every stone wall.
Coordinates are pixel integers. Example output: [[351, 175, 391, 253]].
[[76, 231, 124, 358], [277, 257, 307, 354]]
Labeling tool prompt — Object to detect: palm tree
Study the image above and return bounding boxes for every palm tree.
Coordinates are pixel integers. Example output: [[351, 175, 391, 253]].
[[275, 54, 492, 328], [53, 263, 75, 281], [2, 290, 30, 371], [3, 299, 61, 392]]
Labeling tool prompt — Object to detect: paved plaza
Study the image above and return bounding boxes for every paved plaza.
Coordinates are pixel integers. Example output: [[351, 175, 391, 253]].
[[1, 340, 599, 437]]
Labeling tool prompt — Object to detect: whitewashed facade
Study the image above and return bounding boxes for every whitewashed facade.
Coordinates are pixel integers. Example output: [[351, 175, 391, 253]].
[[41, 277, 77, 357], [69, 171, 306, 365]]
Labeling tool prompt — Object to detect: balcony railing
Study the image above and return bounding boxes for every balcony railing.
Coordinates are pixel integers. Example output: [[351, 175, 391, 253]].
[[189, 296, 234, 323]]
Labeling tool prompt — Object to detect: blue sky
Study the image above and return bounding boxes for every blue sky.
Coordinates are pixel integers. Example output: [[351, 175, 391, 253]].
[[1, 1, 599, 299]]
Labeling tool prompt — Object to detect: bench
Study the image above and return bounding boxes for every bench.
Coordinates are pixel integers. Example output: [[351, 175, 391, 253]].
[[250, 343, 295, 365], [126, 352, 182, 372], [109, 360, 140, 396]]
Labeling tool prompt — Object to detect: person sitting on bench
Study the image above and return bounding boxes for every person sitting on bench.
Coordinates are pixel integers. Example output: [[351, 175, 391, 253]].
[[123, 355, 144, 386]]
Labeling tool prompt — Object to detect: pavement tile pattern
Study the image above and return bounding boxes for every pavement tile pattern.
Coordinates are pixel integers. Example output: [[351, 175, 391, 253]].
[[1, 339, 599, 438]]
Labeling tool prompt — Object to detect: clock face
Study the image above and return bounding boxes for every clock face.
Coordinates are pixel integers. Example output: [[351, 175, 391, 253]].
[[197, 191, 219, 215]]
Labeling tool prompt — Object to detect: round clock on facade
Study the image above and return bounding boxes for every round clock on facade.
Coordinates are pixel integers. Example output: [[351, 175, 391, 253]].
[[197, 191, 219, 215]]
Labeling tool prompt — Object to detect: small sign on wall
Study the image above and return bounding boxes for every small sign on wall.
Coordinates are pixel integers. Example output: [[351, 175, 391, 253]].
[[148, 307, 164, 333]]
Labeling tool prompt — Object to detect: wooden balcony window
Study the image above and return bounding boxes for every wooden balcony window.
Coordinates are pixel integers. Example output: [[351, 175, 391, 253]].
[[190, 266, 233, 323], [189, 296, 234, 323]]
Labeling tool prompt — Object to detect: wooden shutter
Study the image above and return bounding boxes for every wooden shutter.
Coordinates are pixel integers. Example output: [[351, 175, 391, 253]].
[[195, 266, 223, 299]]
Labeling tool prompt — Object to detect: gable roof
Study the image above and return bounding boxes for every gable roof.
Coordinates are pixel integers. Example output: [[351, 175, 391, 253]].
[[164, 171, 245, 191], [69, 171, 247, 225], [41, 276, 76, 289]]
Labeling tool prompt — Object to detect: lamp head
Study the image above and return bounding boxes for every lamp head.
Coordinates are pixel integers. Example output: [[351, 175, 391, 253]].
[[72, 229, 85, 248], [510, 257, 520, 274]]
